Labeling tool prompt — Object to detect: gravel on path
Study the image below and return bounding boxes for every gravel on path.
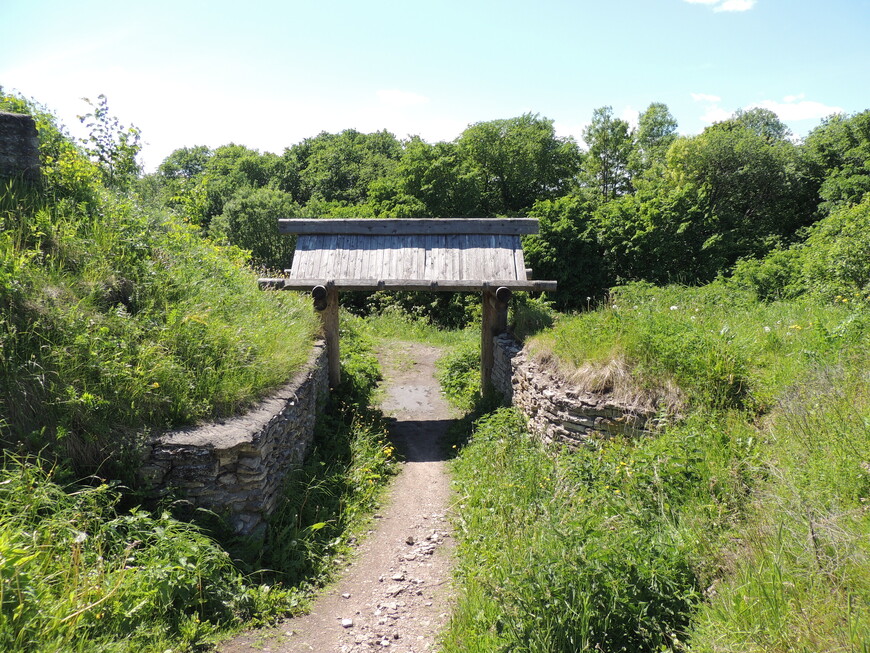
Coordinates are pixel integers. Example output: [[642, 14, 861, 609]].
[[219, 341, 459, 653]]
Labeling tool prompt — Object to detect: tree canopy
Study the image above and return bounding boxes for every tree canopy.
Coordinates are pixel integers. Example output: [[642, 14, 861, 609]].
[[140, 102, 869, 309]]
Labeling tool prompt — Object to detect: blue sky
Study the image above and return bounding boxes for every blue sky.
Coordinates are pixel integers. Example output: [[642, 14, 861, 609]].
[[2, 0, 868, 170]]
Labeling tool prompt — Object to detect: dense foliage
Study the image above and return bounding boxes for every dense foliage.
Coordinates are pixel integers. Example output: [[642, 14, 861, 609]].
[[3, 85, 869, 652], [141, 103, 869, 312], [443, 283, 869, 652], [0, 92, 318, 476], [0, 328, 396, 652], [0, 91, 398, 651]]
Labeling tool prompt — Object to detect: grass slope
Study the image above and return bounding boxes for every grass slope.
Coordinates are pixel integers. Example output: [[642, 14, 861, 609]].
[[443, 282, 869, 652]]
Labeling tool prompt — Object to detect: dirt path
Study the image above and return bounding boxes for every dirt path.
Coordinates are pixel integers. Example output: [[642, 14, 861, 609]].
[[220, 341, 458, 653]]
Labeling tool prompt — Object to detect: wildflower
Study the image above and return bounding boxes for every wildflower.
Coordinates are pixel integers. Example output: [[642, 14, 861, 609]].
[[670, 305, 679, 310], [763, 326, 771, 332]]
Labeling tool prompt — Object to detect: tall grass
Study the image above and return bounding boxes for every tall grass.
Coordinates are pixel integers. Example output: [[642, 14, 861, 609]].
[[0, 321, 398, 652], [0, 453, 294, 652], [443, 281, 869, 652], [1, 184, 317, 474]]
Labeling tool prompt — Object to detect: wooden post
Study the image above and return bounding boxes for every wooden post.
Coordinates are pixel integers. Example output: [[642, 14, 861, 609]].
[[480, 286, 511, 394], [313, 285, 341, 387]]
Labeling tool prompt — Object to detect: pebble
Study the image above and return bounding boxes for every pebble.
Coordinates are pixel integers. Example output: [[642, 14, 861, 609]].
[[341, 618, 354, 628]]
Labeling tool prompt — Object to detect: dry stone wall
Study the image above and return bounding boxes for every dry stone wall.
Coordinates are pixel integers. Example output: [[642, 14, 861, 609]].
[[139, 341, 329, 536], [0, 112, 41, 184], [492, 334, 655, 447]]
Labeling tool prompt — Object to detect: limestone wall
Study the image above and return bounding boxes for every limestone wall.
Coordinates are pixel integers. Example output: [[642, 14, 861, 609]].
[[139, 341, 329, 536], [0, 112, 41, 184], [492, 334, 655, 447]]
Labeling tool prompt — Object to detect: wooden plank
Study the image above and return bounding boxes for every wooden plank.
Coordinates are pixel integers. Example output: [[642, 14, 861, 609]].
[[387, 239, 400, 281], [266, 278, 558, 292], [481, 287, 511, 394], [464, 233, 482, 280], [279, 218, 540, 236], [359, 234, 373, 279], [340, 235, 356, 278], [322, 286, 340, 387], [418, 241, 426, 280], [353, 234, 365, 280], [496, 235, 514, 280], [401, 241, 415, 280], [325, 234, 339, 279], [514, 246, 527, 281], [309, 235, 326, 279]]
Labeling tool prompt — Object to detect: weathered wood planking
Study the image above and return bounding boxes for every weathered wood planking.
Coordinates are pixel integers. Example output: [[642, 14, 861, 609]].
[[259, 278, 559, 292], [289, 233, 531, 283], [265, 218, 557, 293]]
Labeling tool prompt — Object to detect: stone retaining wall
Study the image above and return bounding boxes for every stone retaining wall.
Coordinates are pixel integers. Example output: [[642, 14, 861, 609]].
[[0, 112, 41, 184], [492, 334, 655, 447], [139, 341, 329, 536]]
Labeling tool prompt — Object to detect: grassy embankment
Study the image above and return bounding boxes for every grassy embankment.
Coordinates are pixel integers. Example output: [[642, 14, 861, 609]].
[[0, 102, 397, 650], [440, 280, 869, 652]]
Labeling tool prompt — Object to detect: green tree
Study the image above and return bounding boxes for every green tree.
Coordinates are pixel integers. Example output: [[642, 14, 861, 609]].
[[157, 145, 212, 179], [78, 94, 141, 189], [663, 116, 813, 278], [288, 129, 403, 206], [734, 107, 791, 142], [632, 102, 678, 174], [524, 195, 608, 306], [369, 138, 480, 217], [804, 110, 870, 213], [156, 144, 280, 226], [209, 187, 299, 271], [457, 114, 580, 215], [582, 106, 635, 200]]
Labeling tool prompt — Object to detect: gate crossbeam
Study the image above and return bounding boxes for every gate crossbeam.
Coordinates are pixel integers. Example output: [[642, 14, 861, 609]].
[[258, 219, 557, 391]]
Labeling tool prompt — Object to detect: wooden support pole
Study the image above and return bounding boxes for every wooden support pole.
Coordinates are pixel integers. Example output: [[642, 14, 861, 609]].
[[313, 285, 340, 388], [480, 286, 511, 394]]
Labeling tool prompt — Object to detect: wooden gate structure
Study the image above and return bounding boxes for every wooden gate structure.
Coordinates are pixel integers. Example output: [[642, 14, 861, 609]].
[[259, 218, 556, 391]]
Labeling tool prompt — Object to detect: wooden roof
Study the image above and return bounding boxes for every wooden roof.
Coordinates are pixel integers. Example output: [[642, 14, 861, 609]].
[[259, 218, 557, 292]]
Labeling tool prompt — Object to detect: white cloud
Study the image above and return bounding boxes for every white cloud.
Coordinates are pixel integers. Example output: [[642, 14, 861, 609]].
[[700, 106, 733, 123], [714, 0, 756, 12], [751, 97, 843, 121], [620, 106, 640, 130], [376, 89, 430, 109], [684, 0, 756, 11], [692, 92, 731, 125]]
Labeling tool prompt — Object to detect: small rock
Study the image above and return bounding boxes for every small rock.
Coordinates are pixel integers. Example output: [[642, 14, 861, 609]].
[[405, 535, 415, 545], [341, 593, 351, 599], [341, 618, 354, 628], [391, 571, 405, 581]]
